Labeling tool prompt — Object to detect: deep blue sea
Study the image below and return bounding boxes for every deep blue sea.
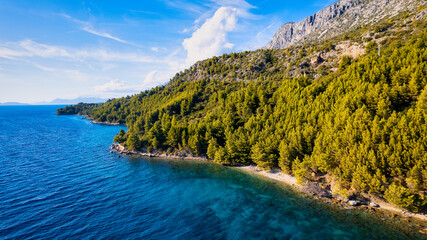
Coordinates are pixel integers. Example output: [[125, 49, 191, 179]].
[[0, 105, 424, 240]]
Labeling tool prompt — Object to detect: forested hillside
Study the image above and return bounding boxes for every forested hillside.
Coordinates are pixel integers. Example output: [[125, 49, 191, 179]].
[[56, 103, 99, 115], [58, 10, 427, 212]]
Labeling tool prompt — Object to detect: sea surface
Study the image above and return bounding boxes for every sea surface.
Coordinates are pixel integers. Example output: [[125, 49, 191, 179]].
[[0, 105, 424, 240]]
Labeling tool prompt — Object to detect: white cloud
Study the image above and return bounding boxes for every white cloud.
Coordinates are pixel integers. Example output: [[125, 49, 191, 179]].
[[0, 40, 72, 59], [100, 63, 117, 71], [94, 79, 139, 93], [162, 0, 204, 14], [94, 68, 176, 95], [60, 14, 130, 44], [0, 40, 158, 63], [3, 0, 261, 102], [182, 7, 238, 65], [0, 47, 27, 59], [81, 25, 128, 44], [76, 49, 156, 63], [0, 39, 184, 95], [180, 28, 192, 33], [144, 71, 160, 85], [213, 0, 255, 16], [180, 0, 256, 65], [93, 70, 173, 96], [32, 63, 103, 82], [143, 70, 173, 87], [33, 63, 55, 72], [62, 69, 96, 82], [20, 40, 72, 58]]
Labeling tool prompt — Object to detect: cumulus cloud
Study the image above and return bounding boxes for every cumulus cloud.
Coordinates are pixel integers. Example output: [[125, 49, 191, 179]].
[[94, 79, 139, 93], [143, 70, 170, 85], [144, 71, 161, 85], [182, 7, 238, 65]]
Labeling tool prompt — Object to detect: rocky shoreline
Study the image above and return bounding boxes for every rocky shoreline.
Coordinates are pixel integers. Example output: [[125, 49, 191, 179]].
[[80, 116, 123, 126], [238, 166, 386, 208], [110, 143, 427, 234], [90, 120, 121, 126], [237, 166, 427, 226], [110, 143, 208, 161], [236, 168, 427, 236]]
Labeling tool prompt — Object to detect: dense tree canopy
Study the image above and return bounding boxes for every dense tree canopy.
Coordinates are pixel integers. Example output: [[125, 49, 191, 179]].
[[58, 14, 427, 212], [56, 103, 99, 115]]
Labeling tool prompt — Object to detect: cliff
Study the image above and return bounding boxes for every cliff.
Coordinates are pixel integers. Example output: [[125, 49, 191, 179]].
[[265, 0, 425, 49]]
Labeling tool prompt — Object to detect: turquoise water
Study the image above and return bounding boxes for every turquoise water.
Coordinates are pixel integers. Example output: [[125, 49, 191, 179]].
[[0, 105, 423, 239]]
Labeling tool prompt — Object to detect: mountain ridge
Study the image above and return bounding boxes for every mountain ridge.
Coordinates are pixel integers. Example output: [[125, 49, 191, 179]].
[[265, 0, 425, 49]]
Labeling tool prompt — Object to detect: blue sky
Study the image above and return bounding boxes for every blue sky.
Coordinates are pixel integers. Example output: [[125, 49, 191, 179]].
[[0, 0, 335, 103]]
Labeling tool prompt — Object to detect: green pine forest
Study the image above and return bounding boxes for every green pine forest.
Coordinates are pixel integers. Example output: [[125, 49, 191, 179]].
[[58, 10, 427, 212]]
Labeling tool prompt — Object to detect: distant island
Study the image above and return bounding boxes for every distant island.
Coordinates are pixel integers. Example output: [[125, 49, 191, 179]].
[[0, 97, 108, 106], [36, 97, 108, 105], [57, 0, 427, 224], [0, 102, 31, 106]]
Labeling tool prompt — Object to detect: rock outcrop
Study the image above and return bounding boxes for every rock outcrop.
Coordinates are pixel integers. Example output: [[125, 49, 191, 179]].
[[265, 0, 425, 49]]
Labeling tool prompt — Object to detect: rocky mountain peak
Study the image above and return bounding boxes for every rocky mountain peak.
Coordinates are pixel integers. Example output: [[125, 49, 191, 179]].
[[264, 0, 425, 49]]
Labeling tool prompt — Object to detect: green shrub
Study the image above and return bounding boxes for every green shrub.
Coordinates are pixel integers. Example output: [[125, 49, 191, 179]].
[[384, 183, 425, 212]]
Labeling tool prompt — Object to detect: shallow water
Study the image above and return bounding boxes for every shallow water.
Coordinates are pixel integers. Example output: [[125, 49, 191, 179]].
[[0, 105, 424, 239]]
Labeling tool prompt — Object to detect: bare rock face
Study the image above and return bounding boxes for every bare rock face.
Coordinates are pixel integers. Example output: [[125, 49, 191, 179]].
[[264, 0, 425, 49]]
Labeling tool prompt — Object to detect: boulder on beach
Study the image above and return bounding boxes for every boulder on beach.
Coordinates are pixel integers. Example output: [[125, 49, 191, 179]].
[[369, 202, 380, 208], [302, 183, 332, 198], [333, 195, 349, 203]]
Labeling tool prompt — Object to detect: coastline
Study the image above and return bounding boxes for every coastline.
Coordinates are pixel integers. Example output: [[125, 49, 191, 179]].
[[80, 116, 125, 126], [111, 143, 427, 233], [90, 120, 121, 126], [236, 165, 427, 222], [110, 143, 208, 161]]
